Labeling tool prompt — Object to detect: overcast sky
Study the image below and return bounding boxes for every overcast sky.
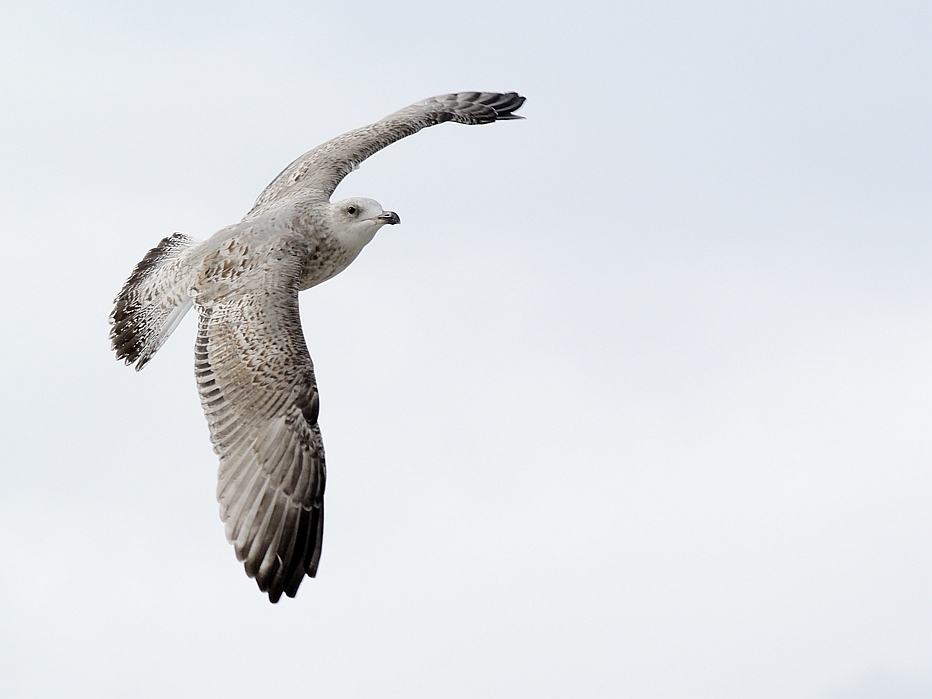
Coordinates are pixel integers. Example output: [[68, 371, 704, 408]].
[[0, 1, 929, 697]]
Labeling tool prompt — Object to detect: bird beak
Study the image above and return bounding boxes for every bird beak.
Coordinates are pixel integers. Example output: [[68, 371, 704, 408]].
[[377, 211, 401, 225]]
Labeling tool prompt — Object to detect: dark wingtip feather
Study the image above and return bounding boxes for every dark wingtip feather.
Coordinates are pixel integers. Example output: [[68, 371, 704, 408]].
[[437, 91, 527, 126], [483, 91, 526, 119], [250, 503, 323, 603]]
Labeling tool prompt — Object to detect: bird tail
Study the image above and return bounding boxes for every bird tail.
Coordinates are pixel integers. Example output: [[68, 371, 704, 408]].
[[110, 232, 197, 370]]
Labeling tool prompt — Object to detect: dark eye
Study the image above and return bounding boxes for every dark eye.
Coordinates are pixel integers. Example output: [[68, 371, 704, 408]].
[[347, 205, 357, 215]]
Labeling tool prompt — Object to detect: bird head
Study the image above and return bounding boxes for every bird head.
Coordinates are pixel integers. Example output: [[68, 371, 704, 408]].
[[329, 197, 400, 251]]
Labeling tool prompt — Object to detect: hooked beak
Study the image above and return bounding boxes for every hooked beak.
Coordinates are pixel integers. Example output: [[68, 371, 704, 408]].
[[377, 210, 401, 225]]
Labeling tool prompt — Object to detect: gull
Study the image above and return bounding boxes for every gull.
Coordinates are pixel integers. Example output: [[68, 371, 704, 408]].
[[109, 91, 526, 602]]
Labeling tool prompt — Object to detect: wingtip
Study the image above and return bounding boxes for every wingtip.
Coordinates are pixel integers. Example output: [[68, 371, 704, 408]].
[[488, 91, 526, 117], [495, 95, 526, 120]]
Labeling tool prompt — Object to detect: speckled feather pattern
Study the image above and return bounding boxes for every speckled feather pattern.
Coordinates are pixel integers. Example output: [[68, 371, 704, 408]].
[[247, 92, 525, 217], [110, 232, 197, 370], [109, 91, 525, 601]]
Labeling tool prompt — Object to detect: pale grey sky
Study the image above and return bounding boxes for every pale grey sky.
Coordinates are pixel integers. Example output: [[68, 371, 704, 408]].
[[0, 1, 929, 697]]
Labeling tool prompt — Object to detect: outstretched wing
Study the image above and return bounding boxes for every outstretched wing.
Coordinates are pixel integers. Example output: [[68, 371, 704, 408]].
[[246, 91, 526, 217], [195, 260, 325, 603]]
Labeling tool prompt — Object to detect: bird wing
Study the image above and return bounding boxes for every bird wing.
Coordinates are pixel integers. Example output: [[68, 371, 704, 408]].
[[246, 91, 525, 217], [194, 247, 325, 603]]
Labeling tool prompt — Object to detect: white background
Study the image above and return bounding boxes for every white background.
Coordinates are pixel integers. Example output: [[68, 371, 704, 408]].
[[0, 1, 929, 697]]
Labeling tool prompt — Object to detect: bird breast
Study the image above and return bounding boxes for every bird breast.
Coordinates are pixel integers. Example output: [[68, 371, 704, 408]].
[[298, 238, 362, 290]]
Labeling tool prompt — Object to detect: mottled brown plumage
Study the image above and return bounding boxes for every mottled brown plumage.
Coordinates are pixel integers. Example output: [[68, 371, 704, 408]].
[[109, 92, 525, 601]]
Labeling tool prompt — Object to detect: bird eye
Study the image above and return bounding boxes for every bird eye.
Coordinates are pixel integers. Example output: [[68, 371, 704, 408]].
[[347, 205, 357, 215]]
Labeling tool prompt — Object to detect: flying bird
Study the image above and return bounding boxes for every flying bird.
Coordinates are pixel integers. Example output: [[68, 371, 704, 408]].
[[109, 91, 526, 602]]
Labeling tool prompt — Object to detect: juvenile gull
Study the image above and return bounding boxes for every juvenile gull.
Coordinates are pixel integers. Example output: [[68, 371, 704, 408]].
[[110, 91, 526, 602]]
